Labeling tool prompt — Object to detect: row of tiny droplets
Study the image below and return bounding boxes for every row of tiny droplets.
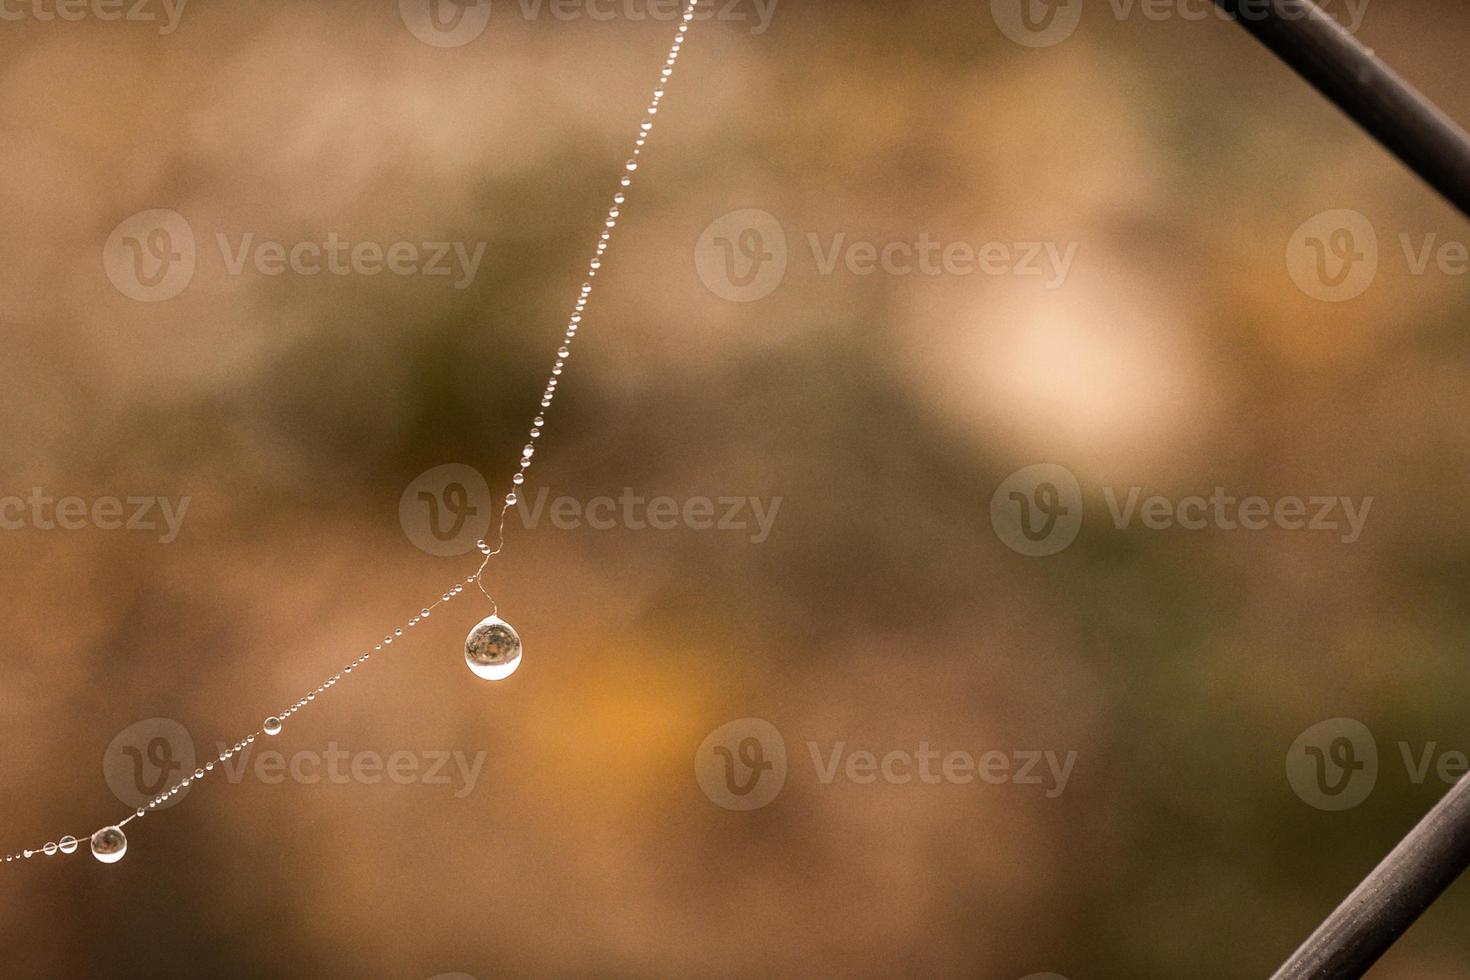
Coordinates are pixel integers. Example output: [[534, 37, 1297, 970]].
[[3, 0, 703, 866], [3, 576, 475, 864], [475, 0, 701, 562]]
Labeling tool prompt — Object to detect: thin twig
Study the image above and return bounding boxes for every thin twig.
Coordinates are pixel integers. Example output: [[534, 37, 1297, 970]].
[[1270, 775, 1470, 978], [1214, 0, 1470, 218], [1208, 2, 1470, 975]]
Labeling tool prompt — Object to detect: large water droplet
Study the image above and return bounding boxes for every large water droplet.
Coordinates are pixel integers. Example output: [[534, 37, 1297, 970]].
[[91, 826, 127, 864], [464, 615, 523, 681], [264, 716, 283, 736]]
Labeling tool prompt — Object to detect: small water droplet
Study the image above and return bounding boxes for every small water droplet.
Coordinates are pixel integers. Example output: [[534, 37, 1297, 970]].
[[58, 836, 78, 855], [91, 826, 127, 864], [264, 716, 283, 736], [465, 615, 524, 681]]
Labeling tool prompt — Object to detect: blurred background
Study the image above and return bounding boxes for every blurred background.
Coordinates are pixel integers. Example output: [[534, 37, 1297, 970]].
[[2, 0, 1470, 976]]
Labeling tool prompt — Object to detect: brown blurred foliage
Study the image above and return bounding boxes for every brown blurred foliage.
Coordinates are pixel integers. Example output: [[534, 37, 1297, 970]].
[[2, 1, 1470, 977]]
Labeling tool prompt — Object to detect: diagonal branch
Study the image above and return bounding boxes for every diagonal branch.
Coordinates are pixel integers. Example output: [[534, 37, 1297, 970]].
[[1211, 1, 1470, 976], [1214, 0, 1470, 218], [1270, 776, 1470, 978]]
